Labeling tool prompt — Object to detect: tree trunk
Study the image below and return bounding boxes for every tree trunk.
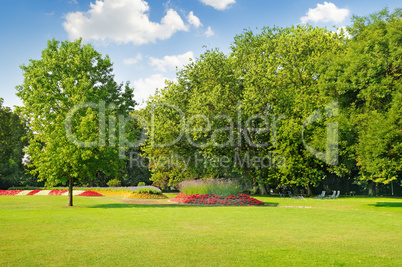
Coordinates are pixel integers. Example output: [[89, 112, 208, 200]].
[[368, 180, 374, 197], [259, 184, 268, 195], [68, 177, 73, 207], [306, 184, 313, 197]]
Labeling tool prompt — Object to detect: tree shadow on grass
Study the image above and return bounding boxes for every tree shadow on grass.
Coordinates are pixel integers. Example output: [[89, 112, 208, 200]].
[[369, 202, 402, 208], [88, 203, 279, 209], [89, 203, 190, 209]]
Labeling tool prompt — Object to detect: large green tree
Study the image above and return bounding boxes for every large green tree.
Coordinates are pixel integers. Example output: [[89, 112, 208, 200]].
[[319, 8, 402, 195], [0, 98, 32, 189], [231, 25, 345, 195], [16, 39, 136, 205], [142, 49, 242, 188]]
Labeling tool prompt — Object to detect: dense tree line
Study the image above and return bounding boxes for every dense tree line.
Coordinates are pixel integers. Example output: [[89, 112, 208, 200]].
[[0, 98, 40, 189], [142, 9, 401, 196]]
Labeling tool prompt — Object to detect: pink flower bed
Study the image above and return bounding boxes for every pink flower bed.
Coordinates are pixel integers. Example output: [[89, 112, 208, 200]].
[[0, 190, 103, 196], [170, 193, 265, 206], [0, 190, 23, 196], [77, 191, 103, 196], [27, 190, 41, 195], [49, 190, 68, 195]]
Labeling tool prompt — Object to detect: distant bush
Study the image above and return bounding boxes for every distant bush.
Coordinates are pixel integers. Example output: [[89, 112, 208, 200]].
[[124, 192, 168, 199], [107, 179, 121, 187], [8, 187, 46, 190], [178, 179, 242, 197], [133, 187, 161, 194], [137, 182, 146, 186]]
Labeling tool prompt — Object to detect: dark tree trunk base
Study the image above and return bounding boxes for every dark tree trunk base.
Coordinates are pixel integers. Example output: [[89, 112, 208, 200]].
[[68, 177, 73, 206]]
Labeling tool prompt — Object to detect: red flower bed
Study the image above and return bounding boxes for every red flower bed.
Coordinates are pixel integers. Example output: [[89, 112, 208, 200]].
[[49, 190, 68, 195], [0, 190, 23, 196], [27, 190, 41, 195], [170, 193, 265, 206], [77, 191, 103, 196]]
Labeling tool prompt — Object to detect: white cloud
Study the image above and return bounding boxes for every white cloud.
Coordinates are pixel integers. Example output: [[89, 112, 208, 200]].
[[63, 0, 189, 45], [199, 0, 236, 10], [149, 51, 194, 72], [187, 11, 202, 28], [205, 26, 214, 37], [133, 74, 169, 105], [123, 53, 143, 65], [300, 2, 350, 24]]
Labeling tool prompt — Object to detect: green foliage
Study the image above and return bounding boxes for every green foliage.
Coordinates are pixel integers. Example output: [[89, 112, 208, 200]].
[[178, 179, 242, 197], [137, 182, 146, 186], [319, 8, 402, 188], [8, 186, 45, 190], [141, 8, 401, 195], [0, 98, 38, 189], [142, 25, 345, 194], [16, 39, 136, 205], [106, 178, 121, 187], [133, 187, 161, 194]]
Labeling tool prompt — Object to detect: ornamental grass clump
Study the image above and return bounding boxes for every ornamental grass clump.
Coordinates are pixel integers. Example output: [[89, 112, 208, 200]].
[[178, 179, 242, 197]]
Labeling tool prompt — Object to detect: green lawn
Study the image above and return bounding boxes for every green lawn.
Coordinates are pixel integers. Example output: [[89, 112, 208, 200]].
[[0, 195, 401, 266]]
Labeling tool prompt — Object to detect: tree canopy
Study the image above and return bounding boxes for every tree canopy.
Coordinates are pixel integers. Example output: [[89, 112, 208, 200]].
[[16, 39, 136, 205], [141, 8, 401, 196], [0, 98, 32, 189]]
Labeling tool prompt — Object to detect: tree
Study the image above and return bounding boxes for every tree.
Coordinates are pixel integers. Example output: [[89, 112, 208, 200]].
[[141, 49, 244, 189], [16, 39, 136, 206], [319, 8, 402, 195], [0, 98, 32, 189], [231, 25, 345, 195]]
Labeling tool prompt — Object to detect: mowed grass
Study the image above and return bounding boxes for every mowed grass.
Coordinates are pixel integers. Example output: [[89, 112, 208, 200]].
[[0, 195, 401, 266]]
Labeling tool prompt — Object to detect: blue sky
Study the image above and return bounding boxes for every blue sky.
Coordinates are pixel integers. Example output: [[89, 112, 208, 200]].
[[0, 0, 400, 108]]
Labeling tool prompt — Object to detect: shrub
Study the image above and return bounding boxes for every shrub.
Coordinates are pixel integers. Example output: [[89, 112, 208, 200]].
[[124, 192, 168, 199], [178, 179, 242, 197], [137, 182, 146, 186], [133, 187, 161, 194], [107, 179, 121, 187]]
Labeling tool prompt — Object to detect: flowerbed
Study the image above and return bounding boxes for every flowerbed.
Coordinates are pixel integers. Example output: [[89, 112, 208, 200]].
[[27, 190, 41, 195], [0, 190, 103, 196], [77, 191, 103, 196], [49, 190, 68, 195], [94, 190, 132, 196], [170, 193, 265, 206], [0, 190, 23, 196], [124, 192, 168, 199]]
